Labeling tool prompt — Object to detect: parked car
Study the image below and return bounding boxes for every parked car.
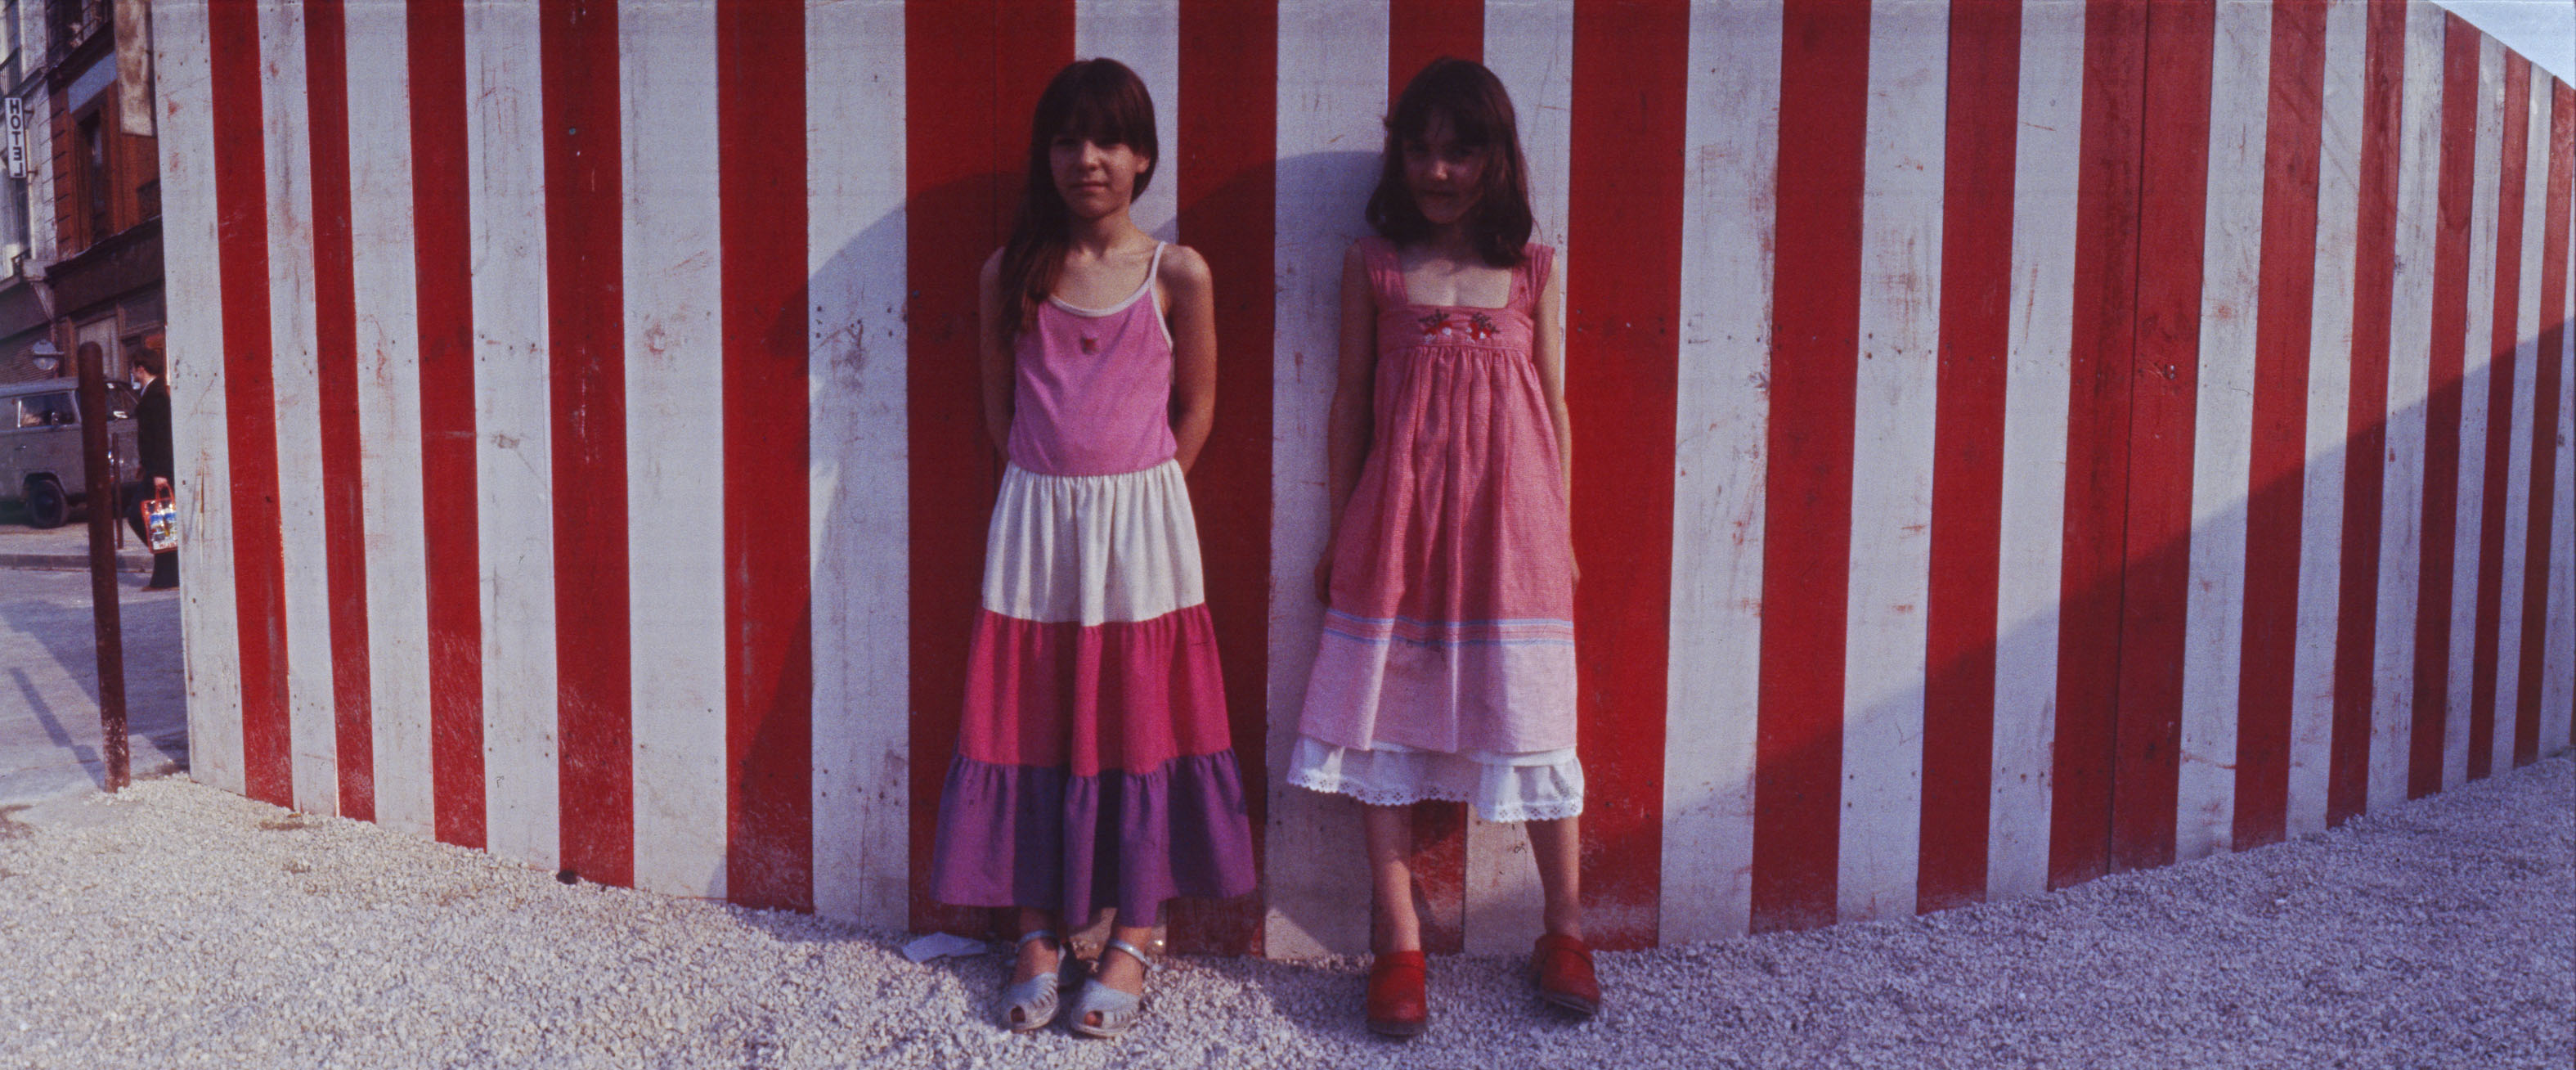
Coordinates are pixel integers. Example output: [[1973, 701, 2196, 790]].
[[1, 377, 141, 528]]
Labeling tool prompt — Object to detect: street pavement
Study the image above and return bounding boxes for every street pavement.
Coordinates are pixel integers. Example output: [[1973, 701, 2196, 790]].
[[0, 507, 156, 572], [0, 563, 187, 808]]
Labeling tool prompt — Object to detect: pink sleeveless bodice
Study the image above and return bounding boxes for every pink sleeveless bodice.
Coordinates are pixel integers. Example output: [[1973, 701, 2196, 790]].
[[1005, 243, 1178, 477]]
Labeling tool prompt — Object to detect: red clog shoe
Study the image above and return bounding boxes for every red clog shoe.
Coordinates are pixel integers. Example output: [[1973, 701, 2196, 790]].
[[1364, 949, 1429, 1038], [1531, 933, 1600, 1018]]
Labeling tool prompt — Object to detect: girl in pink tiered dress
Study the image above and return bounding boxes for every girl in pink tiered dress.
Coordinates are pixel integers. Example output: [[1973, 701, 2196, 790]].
[[929, 58, 1254, 1040], [1290, 58, 1599, 1036]]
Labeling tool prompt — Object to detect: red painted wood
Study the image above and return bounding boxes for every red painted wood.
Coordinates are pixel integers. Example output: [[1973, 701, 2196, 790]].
[[541, 0, 633, 888], [904, 0, 1075, 934], [1919, 0, 2021, 915], [2233, 0, 2328, 851], [2409, 17, 2480, 800], [1567, 0, 1684, 950], [1753, 0, 1866, 933], [2466, 53, 2530, 783], [2327, 0, 2408, 827], [1389, 0, 1481, 101], [717, 0, 814, 912], [1385, 0, 1480, 958], [2107, 0, 2214, 874], [2051, 0, 2147, 890], [2512, 80, 2570, 769], [207, 0, 293, 808], [303, 0, 375, 823], [1170, 0, 1276, 957], [408, 0, 485, 848]]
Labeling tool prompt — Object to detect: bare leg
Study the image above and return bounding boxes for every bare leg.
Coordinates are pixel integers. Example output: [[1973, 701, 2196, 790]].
[[1011, 907, 1061, 984], [1363, 803, 1423, 953], [1527, 816, 1586, 940]]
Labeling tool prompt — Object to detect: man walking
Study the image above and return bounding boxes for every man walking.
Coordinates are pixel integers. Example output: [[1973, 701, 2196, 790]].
[[118, 348, 176, 590]]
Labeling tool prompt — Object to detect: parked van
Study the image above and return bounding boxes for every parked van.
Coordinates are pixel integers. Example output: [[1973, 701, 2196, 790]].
[[1, 377, 141, 528]]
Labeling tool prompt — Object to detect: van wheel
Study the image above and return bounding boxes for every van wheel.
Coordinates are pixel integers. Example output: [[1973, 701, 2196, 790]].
[[22, 477, 67, 528]]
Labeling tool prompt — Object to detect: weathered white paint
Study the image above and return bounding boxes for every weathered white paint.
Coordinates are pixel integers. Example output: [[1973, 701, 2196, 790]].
[[806, 0, 912, 929], [258, 0, 338, 816], [2444, 34, 2503, 789], [622, 0, 729, 900], [344, 0, 434, 836], [2178, 0, 2273, 863], [1990, 0, 2083, 902], [2288, 0, 2367, 837], [1838, 0, 1945, 924], [2488, 76, 2547, 776], [2370, 1, 2448, 811], [2545, 212, 2574, 759], [1661, 0, 1779, 943], [465, 0, 559, 870], [1075, 0, 1180, 244], [155, 0, 246, 800], [1262, 0, 1384, 960]]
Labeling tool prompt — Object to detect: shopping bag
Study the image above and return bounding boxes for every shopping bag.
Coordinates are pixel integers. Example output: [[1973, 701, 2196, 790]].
[[143, 493, 177, 553]]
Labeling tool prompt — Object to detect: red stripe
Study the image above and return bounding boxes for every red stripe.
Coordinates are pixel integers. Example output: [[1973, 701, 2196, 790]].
[[303, 0, 374, 822], [2409, 17, 2480, 799], [206, 0, 292, 807], [2327, 0, 2408, 827], [2466, 54, 2531, 783], [2049, 0, 2147, 890], [541, 0, 631, 888], [905, 0, 1075, 935], [1754, 0, 1866, 932], [1385, 0, 1480, 958], [1389, 0, 1480, 100], [1568, 0, 1683, 951], [2232, 0, 2328, 851], [1171, 0, 1277, 958], [1919, 0, 2020, 915], [408, 0, 483, 848], [717, 0, 813, 912], [2516, 82, 2571, 768], [2106, 0, 2213, 874]]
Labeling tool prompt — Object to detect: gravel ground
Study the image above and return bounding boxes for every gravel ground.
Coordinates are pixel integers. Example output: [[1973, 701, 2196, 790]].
[[0, 756, 2567, 1070]]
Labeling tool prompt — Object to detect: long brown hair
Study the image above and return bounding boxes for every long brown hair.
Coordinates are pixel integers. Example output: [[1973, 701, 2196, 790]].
[[996, 59, 1160, 339], [1365, 57, 1533, 268]]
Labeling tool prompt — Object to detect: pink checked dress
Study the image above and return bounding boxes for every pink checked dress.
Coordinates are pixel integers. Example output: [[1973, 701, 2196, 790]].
[[930, 244, 1258, 923], [1290, 237, 1582, 821]]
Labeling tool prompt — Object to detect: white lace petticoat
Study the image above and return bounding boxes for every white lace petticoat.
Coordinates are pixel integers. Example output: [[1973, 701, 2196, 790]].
[[1286, 735, 1584, 822]]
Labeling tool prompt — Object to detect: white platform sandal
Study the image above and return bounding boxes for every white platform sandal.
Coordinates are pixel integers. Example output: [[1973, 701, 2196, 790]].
[[994, 929, 1066, 1033], [1067, 937, 1152, 1039]]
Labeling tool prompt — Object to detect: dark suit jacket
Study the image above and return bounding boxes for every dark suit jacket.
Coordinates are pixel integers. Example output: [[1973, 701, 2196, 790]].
[[137, 378, 173, 483]]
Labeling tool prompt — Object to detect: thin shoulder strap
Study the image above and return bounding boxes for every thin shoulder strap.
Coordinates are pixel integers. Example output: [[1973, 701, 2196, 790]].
[[1147, 241, 1169, 283]]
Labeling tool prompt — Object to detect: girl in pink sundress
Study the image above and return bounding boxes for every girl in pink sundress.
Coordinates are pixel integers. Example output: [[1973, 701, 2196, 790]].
[[1290, 57, 1597, 1037], [928, 58, 1256, 1040]]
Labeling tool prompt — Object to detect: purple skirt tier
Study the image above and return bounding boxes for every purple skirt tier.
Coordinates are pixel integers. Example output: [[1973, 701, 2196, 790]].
[[928, 749, 1259, 923]]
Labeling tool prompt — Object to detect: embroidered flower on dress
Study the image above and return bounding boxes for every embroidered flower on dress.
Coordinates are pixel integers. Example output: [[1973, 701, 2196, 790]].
[[1416, 310, 1452, 339], [1465, 312, 1500, 341]]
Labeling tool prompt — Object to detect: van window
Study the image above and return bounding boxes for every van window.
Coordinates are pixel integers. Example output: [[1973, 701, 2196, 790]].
[[15, 392, 74, 427], [107, 383, 136, 419]]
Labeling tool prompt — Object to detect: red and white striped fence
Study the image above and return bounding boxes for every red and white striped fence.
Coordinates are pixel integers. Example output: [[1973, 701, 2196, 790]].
[[154, 0, 2573, 955]]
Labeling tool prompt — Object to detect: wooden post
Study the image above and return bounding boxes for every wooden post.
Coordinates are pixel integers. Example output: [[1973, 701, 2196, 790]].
[[75, 340, 131, 793]]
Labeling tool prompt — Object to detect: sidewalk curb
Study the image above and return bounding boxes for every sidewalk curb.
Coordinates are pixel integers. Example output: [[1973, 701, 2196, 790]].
[[0, 552, 153, 573]]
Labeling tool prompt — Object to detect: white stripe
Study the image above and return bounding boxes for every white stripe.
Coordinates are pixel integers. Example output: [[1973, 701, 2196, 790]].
[[623, 1, 729, 900], [1468, 0, 1576, 955], [465, 2, 558, 870], [1838, 0, 1945, 923], [1990, 0, 2082, 901], [155, 0, 245, 799], [2546, 197, 2575, 759], [2444, 34, 2504, 789], [1263, 0, 1385, 960], [258, 0, 335, 816], [2289, 0, 2369, 836], [807, 0, 909, 928], [2178, 0, 2273, 862], [2490, 75, 2549, 774], [345, 0, 433, 835], [1075, 0, 1180, 244], [2369, 1, 2448, 811], [1661, 0, 1777, 944]]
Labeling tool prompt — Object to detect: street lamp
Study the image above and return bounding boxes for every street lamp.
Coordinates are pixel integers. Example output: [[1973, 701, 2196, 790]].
[[29, 338, 61, 375]]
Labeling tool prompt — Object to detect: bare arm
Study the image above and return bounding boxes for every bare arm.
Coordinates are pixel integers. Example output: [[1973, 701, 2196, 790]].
[[1533, 251, 1574, 581], [1317, 243, 1380, 601], [1160, 245, 1218, 473], [976, 250, 1014, 456]]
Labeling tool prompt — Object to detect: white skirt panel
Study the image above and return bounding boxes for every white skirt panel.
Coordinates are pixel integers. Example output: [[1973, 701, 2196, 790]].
[[981, 460, 1205, 626], [1286, 735, 1584, 822]]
